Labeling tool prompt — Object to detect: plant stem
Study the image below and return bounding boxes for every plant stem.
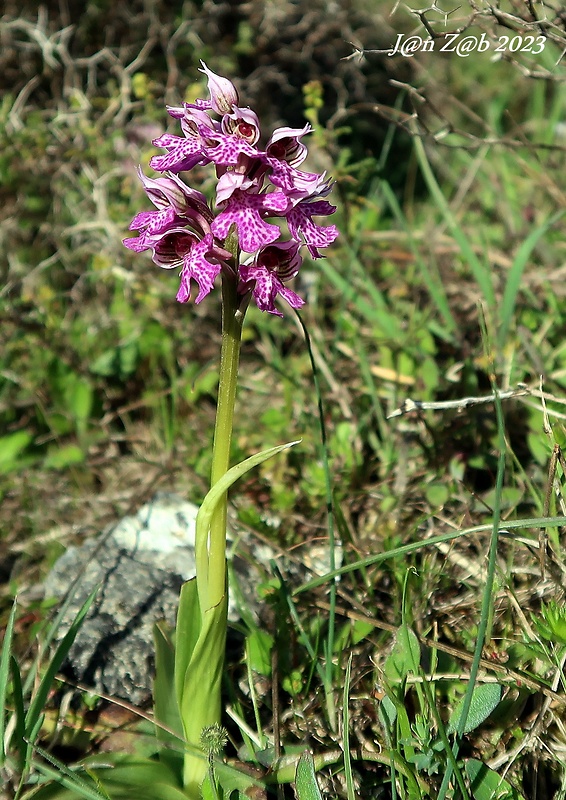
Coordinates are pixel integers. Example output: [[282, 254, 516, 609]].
[[205, 273, 245, 610], [183, 272, 245, 797]]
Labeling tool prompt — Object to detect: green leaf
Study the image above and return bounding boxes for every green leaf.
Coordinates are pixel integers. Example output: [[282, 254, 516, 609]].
[[180, 594, 227, 726], [200, 771, 221, 800], [351, 619, 375, 645], [153, 621, 184, 777], [195, 440, 301, 600], [119, 340, 139, 376], [27, 754, 192, 800], [532, 600, 566, 646], [465, 758, 526, 800], [295, 751, 323, 800], [245, 628, 273, 676], [44, 445, 85, 470], [173, 579, 203, 717], [448, 684, 502, 735], [212, 760, 263, 794], [425, 482, 450, 507], [68, 380, 93, 426], [0, 431, 32, 470], [175, 581, 228, 794], [89, 350, 118, 377], [384, 625, 421, 684], [378, 695, 397, 730], [83, 756, 189, 800]]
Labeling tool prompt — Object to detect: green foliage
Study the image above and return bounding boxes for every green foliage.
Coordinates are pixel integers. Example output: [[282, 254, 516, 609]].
[[532, 601, 566, 648], [1, 591, 99, 795], [376, 621, 513, 797], [447, 684, 503, 737], [295, 751, 323, 800], [465, 759, 526, 800]]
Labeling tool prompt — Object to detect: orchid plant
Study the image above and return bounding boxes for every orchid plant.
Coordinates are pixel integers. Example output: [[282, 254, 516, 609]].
[[123, 62, 338, 798]]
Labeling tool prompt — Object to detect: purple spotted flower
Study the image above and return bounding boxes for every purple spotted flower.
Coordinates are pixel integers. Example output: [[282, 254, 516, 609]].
[[124, 61, 338, 315]]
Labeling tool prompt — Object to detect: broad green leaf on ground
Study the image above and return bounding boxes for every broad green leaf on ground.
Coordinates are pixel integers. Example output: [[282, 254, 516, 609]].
[[448, 684, 503, 736], [465, 758, 526, 800]]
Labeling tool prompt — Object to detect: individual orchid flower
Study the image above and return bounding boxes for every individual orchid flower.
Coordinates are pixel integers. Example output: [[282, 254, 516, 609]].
[[239, 240, 305, 317], [286, 199, 339, 258], [285, 174, 339, 257], [149, 108, 217, 173], [123, 171, 212, 252], [176, 233, 225, 304]]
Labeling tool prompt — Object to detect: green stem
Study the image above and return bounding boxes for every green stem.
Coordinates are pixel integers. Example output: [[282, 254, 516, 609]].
[[205, 273, 245, 609], [182, 271, 246, 797]]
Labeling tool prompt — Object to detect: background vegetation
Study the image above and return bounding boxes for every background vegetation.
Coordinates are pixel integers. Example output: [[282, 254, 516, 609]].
[[1, 0, 566, 798]]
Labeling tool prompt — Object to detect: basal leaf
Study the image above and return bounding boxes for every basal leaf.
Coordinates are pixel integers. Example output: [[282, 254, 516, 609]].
[[448, 684, 502, 736], [465, 758, 526, 800]]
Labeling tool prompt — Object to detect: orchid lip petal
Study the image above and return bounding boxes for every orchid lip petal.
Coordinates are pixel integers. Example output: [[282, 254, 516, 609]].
[[211, 190, 288, 253], [176, 233, 223, 304]]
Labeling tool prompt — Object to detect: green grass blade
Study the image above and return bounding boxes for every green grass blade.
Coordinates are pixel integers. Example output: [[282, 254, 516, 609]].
[[380, 180, 457, 336], [24, 569, 98, 698], [498, 209, 564, 349], [31, 744, 111, 800], [438, 336, 507, 800], [276, 567, 323, 681], [342, 655, 355, 800], [412, 133, 495, 307], [10, 655, 26, 773], [25, 585, 99, 744], [317, 257, 400, 336], [0, 598, 17, 764], [294, 515, 563, 593], [296, 312, 337, 732]]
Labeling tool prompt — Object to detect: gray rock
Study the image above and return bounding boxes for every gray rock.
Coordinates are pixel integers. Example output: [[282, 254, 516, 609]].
[[45, 494, 202, 705]]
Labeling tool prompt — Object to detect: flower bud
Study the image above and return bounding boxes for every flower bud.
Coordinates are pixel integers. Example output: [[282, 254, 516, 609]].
[[199, 61, 239, 114]]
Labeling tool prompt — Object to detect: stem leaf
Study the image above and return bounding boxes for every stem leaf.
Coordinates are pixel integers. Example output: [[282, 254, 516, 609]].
[[295, 751, 323, 800]]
